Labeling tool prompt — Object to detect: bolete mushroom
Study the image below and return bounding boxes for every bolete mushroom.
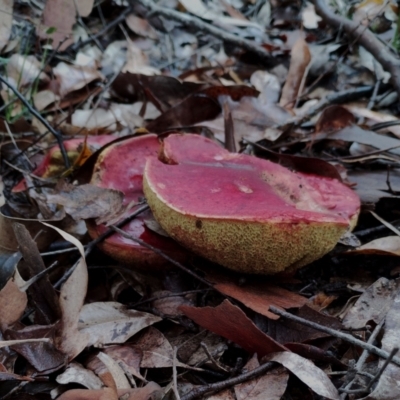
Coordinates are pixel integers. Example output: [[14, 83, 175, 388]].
[[87, 134, 187, 270], [143, 134, 360, 274]]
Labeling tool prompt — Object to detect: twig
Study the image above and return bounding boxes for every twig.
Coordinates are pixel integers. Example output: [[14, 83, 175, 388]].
[[275, 86, 373, 129], [134, 0, 271, 61], [310, 0, 400, 98], [173, 347, 181, 400], [200, 342, 231, 373], [269, 306, 400, 367], [340, 319, 384, 393], [69, 6, 132, 52], [180, 361, 275, 400], [53, 204, 150, 289], [0, 75, 70, 168], [365, 347, 399, 391]]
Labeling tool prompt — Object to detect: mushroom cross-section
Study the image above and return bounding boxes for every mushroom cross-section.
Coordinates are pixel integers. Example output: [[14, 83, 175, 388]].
[[143, 134, 360, 274]]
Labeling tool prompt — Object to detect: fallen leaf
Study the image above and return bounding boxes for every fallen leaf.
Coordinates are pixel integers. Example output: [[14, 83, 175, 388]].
[[40, 0, 76, 50], [180, 300, 288, 357], [13, 223, 61, 324], [263, 352, 340, 400], [45, 183, 125, 224], [134, 327, 186, 368], [0, 0, 13, 50], [57, 388, 118, 400], [350, 236, 400, 256], [342, 277, 397, 329], [0, 280, 27, 326], [44, 223, 89, 359], [206, 271, 307, 319], [78, 302, 161, 347], [97, 351, 130, 389], [234, 355, 288, 400], [279, 38, 311, 109], [56, 362, 103, 389]]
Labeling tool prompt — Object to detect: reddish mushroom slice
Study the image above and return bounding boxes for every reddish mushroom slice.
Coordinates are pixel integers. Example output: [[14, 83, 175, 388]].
[[12, 135, 116, 192], [143, 134, 360, 275], [87, 134, 188, 270]]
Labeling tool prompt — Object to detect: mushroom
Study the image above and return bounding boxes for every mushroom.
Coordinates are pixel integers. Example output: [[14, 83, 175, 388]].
[[143, 134, 360, 274], [87, 134, 187, 270]]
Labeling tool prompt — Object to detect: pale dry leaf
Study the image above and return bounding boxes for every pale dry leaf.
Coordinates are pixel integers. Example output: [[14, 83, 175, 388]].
[[350, 236, 400, 256], [42, 223, 89, 359], [33, 90, 60, 111], [234, 355, 288, 400], [0, 279, 27, 325], [97, 352, 130, 390], [6, 54, 49, 89], [343, 278, 397, 330], [78, 302, 161, 347], [0, 0, 13, 50], [361, 288, 400, 400], [135, 327, 186, 369], [302, 2, 322, 29], [263, 352, 340, 400], [53, 62, 104, 97], [179, 0, 215, 19], [104, 345, 144, 381], [123, 40, 160, 75], [71, 109, 118, 130], [56, 362, 103, 389], [45, 184, 125, 224], [76, 0, 94, 17], [125, 14, 158, 39], [279, 38, 311, 109]]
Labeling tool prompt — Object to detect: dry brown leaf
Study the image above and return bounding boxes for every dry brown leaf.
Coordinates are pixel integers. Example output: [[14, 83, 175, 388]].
[[279, 37, 311, 109], [125, 14, 158, 39], [208, 272, 307, 320], [134, 327, 186, 368], [0, 0, 13, 50], [57, 388, 118, 400], [0, 280, 27, 326], [180, 300, 288, 357], [46, 224, 89, 360], [40, 0, 76, 50], [263, 352, 340, 400], [234, 355, 288, 400], [45, 183, 125, 224]]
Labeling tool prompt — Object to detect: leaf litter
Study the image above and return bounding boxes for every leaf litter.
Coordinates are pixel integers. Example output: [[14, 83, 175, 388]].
[[1, 0, 400, 399]]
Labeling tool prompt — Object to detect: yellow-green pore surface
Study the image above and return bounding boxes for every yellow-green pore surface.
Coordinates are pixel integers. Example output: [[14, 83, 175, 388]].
[[143, 135, 360, 274]]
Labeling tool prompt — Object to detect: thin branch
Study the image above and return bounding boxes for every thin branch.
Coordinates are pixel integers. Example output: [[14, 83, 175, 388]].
[[310, 0, 400, 98], [69, 6, 133, 52], [180, 361, 275, 400], [0, 75, 70, 168], [134, 0, 271, 61], [269, 306, 400, 367]]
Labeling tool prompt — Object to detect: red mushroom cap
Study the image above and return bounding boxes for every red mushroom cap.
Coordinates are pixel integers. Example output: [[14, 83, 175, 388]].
[[143, 134, 360, 274], [88, 134, 187, 270]]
